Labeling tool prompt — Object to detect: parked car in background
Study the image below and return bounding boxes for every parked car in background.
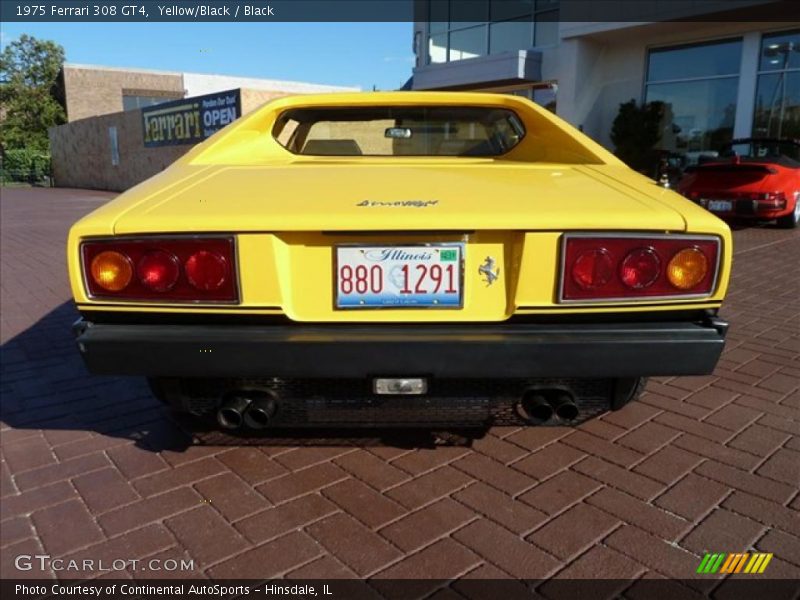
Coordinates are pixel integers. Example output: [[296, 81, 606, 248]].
[[68, 92, 732, 432], [678, 138, 800, 228]]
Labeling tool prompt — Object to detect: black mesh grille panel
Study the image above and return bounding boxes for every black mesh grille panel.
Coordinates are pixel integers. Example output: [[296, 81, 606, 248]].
[[175, 377, 614, 428]]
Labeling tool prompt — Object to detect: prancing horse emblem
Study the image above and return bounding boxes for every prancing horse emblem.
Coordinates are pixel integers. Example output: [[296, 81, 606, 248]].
[[478, 256, 500, 286]]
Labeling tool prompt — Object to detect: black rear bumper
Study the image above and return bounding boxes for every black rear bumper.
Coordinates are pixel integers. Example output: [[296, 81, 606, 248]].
[[73, 316, 728, 379]]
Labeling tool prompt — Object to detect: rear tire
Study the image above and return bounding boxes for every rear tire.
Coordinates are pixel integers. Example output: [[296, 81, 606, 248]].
[[147, 377, 190, 413], [777, 198, 800, 229], [610, 377, 648, 410]]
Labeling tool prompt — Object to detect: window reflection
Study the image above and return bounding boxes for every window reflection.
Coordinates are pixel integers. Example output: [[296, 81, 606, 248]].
[[755, 30, 800, 138], [646, 79, 738, 159], [645, 40, 741, 166], [491, 0, 534, 21], [450, 26, 487, 61], [490, 18, 533, 54], [535, 12, 559, 46], [429, 32, 448, 64], [427, 0, 559, 64], [754, 72, 800, 138], [647, 39, 742, 82], [759, 29, 800, 71]]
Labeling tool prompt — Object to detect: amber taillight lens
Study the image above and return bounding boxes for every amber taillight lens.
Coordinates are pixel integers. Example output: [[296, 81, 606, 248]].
[[667, 247, 709, 290], [90, 251, 133, 292], [561, 235, 719, 302], [82, 237, 237, 302]]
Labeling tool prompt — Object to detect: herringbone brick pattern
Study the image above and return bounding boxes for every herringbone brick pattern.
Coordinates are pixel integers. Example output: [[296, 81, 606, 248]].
[[1, 188, 798, 584]]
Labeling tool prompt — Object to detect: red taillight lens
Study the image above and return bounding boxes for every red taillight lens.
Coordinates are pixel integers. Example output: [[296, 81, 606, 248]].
[[185, 251, 228, 291], [572, 249, 613, 290], [757, 191, 786, 209], [620, 247, 661, 289], [137, 250, 180, 292], [561, 235, 719, 302], [81, 237, 237, 302]]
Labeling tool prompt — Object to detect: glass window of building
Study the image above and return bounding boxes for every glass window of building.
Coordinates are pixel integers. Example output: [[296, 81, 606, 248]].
[[753, 29, 800, 139], [427, 0, 559, 64], [122, 95, 175, 111], [644, 39, 742, 165]]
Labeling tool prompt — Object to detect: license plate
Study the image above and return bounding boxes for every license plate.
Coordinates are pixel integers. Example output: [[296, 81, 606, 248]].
[[336, 245, 463, 309], [706, 199, 733, 212]]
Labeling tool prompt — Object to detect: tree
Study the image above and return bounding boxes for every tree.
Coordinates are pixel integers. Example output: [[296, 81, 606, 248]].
[[610, 99, 665, 174], [0, 34, 66, 153]]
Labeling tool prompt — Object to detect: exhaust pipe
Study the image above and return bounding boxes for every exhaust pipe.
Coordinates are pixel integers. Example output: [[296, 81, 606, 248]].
[[550, 392, 579, 421], [518, 391, 554, 424], [244, 394, 278, 430], [217, 394, 253, 430]]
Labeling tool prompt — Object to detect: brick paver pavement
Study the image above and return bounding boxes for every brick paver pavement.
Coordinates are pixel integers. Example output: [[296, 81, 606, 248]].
[[1, 187, 798, 586]]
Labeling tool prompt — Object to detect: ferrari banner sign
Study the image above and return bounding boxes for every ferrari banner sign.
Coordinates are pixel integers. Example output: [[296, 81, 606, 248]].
[[142, 89, 241, 147]]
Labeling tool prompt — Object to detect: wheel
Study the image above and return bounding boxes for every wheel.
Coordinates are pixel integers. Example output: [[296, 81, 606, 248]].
[[147, 377, 172, 405], [610, 377, 648, 410], [776, 196, 800, 229], [146, 377, 194, 413]]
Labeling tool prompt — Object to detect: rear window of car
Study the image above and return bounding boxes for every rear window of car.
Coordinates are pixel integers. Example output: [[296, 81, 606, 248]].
[[272, 106, 526, 157]]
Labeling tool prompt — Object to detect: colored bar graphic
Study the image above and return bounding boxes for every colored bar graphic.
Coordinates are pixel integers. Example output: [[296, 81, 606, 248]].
[[720, 554, 736, 573], [758, 554, 773, 574], [704, 552, 774, 575], [720, 553, 750, 573], [697, 553, 712, 574], [734, 553, 749, 573], [710, 553, 726, 573]]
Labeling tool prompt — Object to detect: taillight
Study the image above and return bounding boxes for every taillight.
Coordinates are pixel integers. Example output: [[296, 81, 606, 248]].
[[667, 247, 708, 290], [185, 251, 228, 291], [90, 251, 133, 292], [756, 191, 786, 209], [620, 248, 661, 289], [572, 249, 613, 290], [137, 250, 180, 292], [560, 235, 719, 302], [81, 237, 238, 302]]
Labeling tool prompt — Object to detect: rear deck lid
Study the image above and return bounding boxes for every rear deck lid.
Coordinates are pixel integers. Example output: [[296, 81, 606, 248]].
[[111, 162, 687, 234]]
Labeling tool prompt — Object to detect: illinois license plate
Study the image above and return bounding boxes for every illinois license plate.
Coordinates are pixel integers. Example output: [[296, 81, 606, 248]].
[[706, 199, 733, 212], [336, 245, 463, 309]]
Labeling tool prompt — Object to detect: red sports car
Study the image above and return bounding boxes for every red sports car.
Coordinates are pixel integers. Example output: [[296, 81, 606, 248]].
[[678, 138, 800, 228]]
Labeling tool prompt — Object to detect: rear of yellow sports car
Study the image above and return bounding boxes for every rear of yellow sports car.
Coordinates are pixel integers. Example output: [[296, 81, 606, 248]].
[[68, 92, 731, 430]]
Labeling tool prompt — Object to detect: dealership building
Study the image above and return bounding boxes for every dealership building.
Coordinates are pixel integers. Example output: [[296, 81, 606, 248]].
[[49, 63, 357, 190], [48, 5, 798, 191], [408, 1, 799, 164]]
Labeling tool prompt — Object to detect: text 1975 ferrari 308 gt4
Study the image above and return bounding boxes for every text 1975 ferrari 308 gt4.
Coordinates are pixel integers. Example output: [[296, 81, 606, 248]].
[[69, 92, 732, 430]]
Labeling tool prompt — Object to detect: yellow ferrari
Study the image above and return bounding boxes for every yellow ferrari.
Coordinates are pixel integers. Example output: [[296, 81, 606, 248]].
[[68, 92, 731, 430]]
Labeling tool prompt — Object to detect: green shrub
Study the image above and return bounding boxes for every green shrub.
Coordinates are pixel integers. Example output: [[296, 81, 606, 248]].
[[0, 148, 51, 184]]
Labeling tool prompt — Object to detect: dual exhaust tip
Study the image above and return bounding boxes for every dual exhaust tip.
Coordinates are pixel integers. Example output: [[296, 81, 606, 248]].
[[518, 390, 579, 424], [217, 391, 278, 430]]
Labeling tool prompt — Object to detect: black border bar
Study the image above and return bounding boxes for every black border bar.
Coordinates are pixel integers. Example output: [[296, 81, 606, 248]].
[[2, 0, 799, 23]]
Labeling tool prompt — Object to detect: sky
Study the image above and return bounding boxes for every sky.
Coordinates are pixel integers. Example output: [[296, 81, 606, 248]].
[[0, 22, 414, 91]]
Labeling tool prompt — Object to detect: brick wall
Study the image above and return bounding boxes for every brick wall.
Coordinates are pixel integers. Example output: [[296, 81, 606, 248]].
[[63, 66, 185, 122], [49, 88, 297, 192]]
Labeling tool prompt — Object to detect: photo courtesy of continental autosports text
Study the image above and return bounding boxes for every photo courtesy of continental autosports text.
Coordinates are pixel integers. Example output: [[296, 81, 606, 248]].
[[0, 2, 798, 600]]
